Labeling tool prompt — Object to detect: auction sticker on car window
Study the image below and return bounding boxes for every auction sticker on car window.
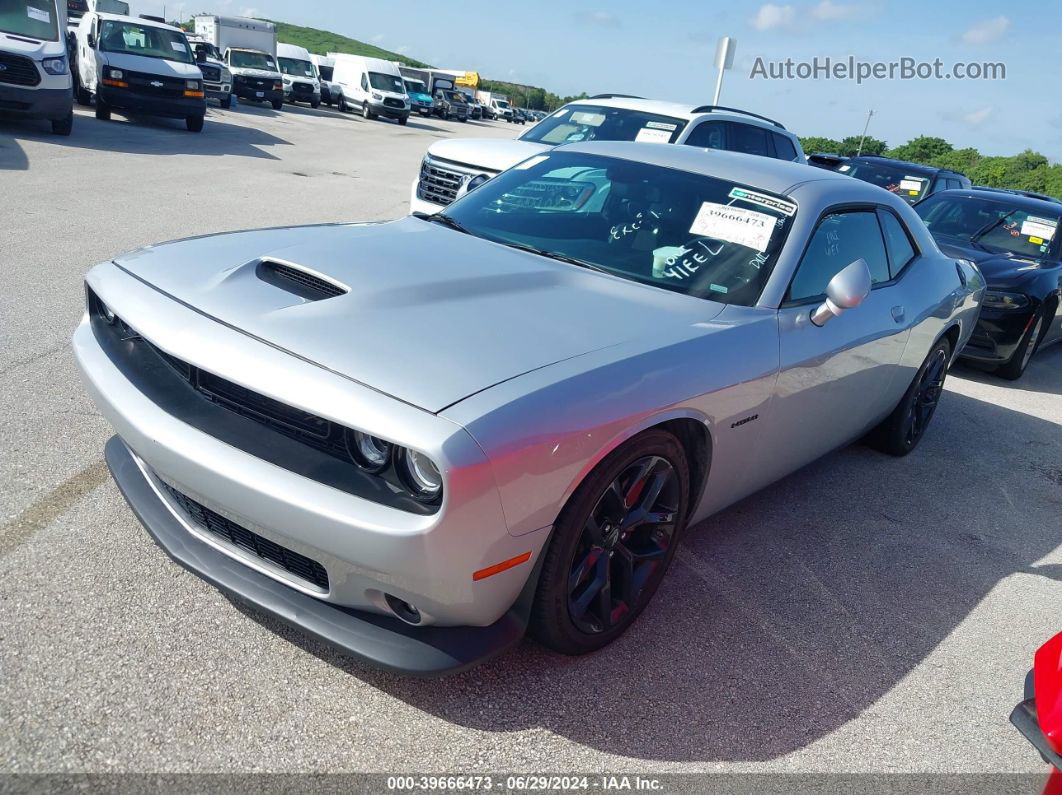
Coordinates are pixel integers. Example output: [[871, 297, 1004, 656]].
[[690, 202, 776, 252], [171, 41, 187, 51], [900, 177, 925, 193], [635, 127, 672, 143], [728, 187, 796, 216], [1020, 215, 1058, 240], [570, 112, 606, 126], [27, 5, 50, 21]]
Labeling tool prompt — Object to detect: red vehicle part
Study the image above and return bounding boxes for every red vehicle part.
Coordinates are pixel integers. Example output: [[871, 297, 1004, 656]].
[[1012, 633, 1062, 772]]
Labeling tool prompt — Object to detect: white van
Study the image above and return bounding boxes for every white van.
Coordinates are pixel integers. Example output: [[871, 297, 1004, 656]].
[[310, 53, 344, 109], [73, 12, 206, 131], [276, 42, 319, 108], [328, 53, 408, 124], [0, 0, 74, 134]]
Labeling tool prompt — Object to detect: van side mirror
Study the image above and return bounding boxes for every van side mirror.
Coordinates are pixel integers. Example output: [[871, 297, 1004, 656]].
[[196, 47, 207, 63], [810, 258, 872, 326], [87, 33, 96, 48]]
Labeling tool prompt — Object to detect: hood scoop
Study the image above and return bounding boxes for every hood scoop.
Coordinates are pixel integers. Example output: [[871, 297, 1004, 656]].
[[255, 259, 348, 301]]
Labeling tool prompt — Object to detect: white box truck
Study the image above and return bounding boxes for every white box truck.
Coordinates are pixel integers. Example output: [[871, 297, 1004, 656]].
[[193, 15, 283, 109]]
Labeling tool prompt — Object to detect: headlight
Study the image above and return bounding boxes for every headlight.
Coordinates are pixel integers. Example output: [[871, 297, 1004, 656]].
[[346, 430, 392, 473], [982, 291, 1030, 310], [283, 76, 292, 84], [400, 449, 443, 502], [371, 91, 382, 100], [41, 57, 67, 75], [185, 79, 201, 90], [105, 67, 123, 79], [221, 68, 231, 81]]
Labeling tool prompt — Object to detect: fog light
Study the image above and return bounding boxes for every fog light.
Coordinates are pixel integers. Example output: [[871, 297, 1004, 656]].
[[384, 593, 421, 625]]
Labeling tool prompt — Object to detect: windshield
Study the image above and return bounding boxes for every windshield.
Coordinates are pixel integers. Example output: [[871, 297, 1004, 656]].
[[1, 0, 59, 40], [99, 20, 192, 63], [317, 64, 333, 81], [278, 57, 314, 78], [837, 161, 930, 205], [442, 90, 466, 102], [439, 152, 796, 306], [495, 100, 510, 109], [404, 79, 426, 94], [521, 103, 688, 146], [915, 195, 1060, 258], [190, 41, 221, 60], [368, 71, 403, 92], [229, 50, 276, 70]]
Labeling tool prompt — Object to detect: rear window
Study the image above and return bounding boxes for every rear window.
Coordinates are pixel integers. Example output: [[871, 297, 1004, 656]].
[[772, 133, 797, 161], [839, 161, 931, 204], [521, 104, 688, 146], [727, 123, 770, 157], [915, 195, 1060, 258]]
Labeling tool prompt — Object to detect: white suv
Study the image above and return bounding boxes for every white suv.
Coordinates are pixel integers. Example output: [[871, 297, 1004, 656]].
[[410, 95, 806, 214]]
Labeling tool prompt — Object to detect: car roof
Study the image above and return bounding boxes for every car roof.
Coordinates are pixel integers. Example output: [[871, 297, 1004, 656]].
[[848, 155, 959, 176], [557, 141, 850, 195], [95, 12, 183, 32], [926, 188, 1062, 214], [559, 97, 792, 134]]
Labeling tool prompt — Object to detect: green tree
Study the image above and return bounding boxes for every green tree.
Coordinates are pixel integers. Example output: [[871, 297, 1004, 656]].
[[1044, 165, 1062, 199], [888, 136, 953, 163], [838, 135, 887, 156], [799, 136, 842, 154], [929, 147, 980, 175], [968, 156, 1010, 187]]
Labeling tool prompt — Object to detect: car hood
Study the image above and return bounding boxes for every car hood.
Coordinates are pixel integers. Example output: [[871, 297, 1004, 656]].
[[428, 138, 551, 173], [230, 66, 280, 78], [934, 235, 1058, 289], [115, 218, 724, 413], [1, 32, 66, 59], [409, 92, 432, 103], [100, 52, 202, 79]]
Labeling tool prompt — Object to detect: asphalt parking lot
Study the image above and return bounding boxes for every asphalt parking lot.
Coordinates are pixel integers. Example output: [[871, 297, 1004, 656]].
[[1, 101, 1060, 775]]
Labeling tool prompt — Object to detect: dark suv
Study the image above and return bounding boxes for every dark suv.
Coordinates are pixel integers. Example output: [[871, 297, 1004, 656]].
[[433, 89, 469, 122], [826, 155, 970, 205]]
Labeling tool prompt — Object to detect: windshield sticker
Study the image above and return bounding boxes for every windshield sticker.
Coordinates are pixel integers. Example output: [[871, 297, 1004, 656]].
[[838, 164, 851, 171], [728, 187, 796, 216], [899, 179, 924, 192], [515, 155, 549, 170], [27, 5, 50, 21], [552, 108, 567, 118], [709, 283, 728, 293], [170, 41, 187, 51], [645, 121, 678, 130], [690, 203, 776, 252], [570, 112, 606, 126], [1021, 216, 1058, 240], [1029, 236, 1044, 245], [634, 127, 672, 143]]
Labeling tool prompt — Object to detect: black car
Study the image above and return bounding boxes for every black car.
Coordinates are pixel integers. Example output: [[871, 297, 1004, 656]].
[[830, 155, 971, 205], [914, 189, 1062, 379]]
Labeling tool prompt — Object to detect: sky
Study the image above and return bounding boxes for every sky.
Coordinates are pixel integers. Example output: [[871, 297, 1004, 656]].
[[131, 0, 1060, 160]]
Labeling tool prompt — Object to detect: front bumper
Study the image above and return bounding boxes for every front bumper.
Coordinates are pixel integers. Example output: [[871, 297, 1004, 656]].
[[285, 87, 320, 103], [959, 305, 1037, 363], [75, 261, 548, 633], [1011, 674, 1062, 772], [0, 84, 72, 120], [104, 436, 533, 675], [98, 85, 205, 119], [204, 82, 231, 103], [370, 100, 409, 120], [233, 83, 283, 103]]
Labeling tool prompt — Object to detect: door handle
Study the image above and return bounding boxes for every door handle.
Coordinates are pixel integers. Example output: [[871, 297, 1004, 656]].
[[891, 305, 905, 323]]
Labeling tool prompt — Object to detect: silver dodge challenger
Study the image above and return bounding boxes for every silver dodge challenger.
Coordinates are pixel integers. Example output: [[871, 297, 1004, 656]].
[[74, 142, 984, 675]]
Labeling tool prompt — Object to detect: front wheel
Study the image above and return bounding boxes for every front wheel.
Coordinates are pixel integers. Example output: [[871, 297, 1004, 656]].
[[996, 309, 1044, 381], [75, 75, 92, 106], [311, 98, 320, 109], [51, 112, 73, 135], [530, 430, 690, 655], [398, 115, 408, 125], [186, 114, 204, 132], [866, 337, 951, 456], [221, 95, 233, 109], [94, 99, 110, 120], [362, 101, 375, 119]]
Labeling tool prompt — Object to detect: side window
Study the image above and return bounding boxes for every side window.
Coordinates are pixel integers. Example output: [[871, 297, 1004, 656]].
[[726, 122, 769, 157], [946, 178, 963, 190], [684, 121, 726, 149], [772, 133, 797, 161], [360, 73, 368, 91], [877, 209, 917, 278], [789, 211, 890, 301]]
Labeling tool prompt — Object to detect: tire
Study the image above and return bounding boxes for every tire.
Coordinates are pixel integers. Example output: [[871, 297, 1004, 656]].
[[459, 116, 467, 123], [186, 114, 204, 132], [311, 98, 320, 109], [51, 112, 73, 136], [398, 116, 408, 125], [362, 101, 375, 120], [75, 75, 92, 107], [996, 309, 1044, 381], [337, 95, 349, 112], [94, 99, 110, 121], [866, 337, 951, 457], [221, 95, 233, 110], [271, 99, 283, 110], [529, 429, 691, 655]]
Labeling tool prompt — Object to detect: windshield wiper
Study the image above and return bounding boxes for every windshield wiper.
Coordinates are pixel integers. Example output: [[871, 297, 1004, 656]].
[[412, 212, 471, 235], [970, 211, 1017, 245], [498, 240, 610, 274]]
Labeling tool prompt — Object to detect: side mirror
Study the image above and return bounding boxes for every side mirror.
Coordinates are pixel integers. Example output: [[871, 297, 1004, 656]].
[[87, 33, 96, 48], [196, 48, 207, 63], [810, 258, 872, 326]]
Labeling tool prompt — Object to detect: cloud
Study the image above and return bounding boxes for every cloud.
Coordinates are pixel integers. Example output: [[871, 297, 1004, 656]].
[[750, 4, 797, 31], [371, 33, 385, 43], [812, 0, 857, 20], [239, 6, 257, 17], [960, 16, 1009, 45], [961, 107, 993, 126], [574, 10, 621, 29]]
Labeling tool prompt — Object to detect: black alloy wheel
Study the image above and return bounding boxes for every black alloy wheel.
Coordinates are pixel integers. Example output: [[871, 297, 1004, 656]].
[[998, 309, 1044, 381], [530, 429, 690, 655], [866, 337, 951, 456]]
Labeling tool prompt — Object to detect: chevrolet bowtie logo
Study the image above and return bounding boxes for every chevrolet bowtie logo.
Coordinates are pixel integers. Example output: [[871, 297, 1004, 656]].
[[150, 80, 163, 88]]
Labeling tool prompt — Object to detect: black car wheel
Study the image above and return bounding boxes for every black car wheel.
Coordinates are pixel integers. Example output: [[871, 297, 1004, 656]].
[[997, 309, 1045, 381], [94, 98, 110, 120], [530, 429, 690, 655], [221, 95, 233, 109], [75, 74, 92, 106], [186, 114, 204, 132], [271, 99, 283, 110], [51, 112, 73, 136], [867, 337, 951, 456]]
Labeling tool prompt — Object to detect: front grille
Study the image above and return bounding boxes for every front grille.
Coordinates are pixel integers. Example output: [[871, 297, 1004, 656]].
[[0, 52, 40, 87], [161, 481, 329, 590], [417, 156, 496, 206], [291, 81, 313, 94], [123, 70, 186, 98], [198, 64, 220, 82], [256, 260, 347, 300], [236, 75, 274, 90], [383, 97, 404, 109]]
